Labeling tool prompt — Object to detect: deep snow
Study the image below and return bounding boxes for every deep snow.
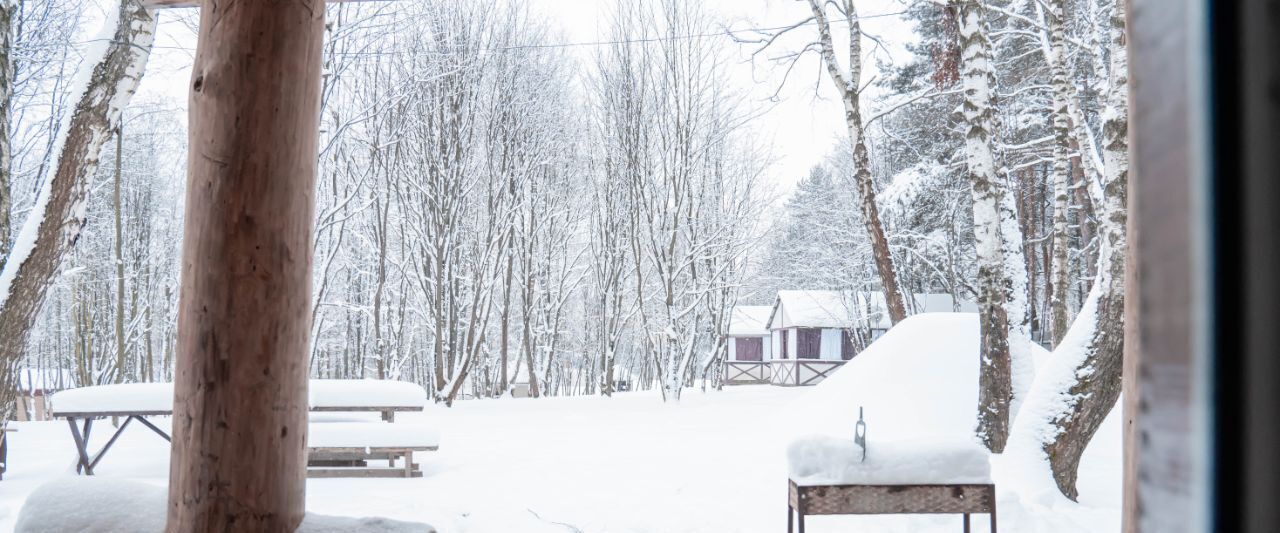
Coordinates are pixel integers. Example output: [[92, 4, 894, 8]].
[[0, 384, 1118, 532]]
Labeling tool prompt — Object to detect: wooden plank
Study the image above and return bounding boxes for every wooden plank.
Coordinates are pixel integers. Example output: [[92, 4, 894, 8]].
[[309, 406, 423, 412], [306, 467, 422, 479], [167, 1, 324, 530]]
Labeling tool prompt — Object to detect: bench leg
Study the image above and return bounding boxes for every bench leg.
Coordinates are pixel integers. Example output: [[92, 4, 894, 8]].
[[403, 450, 413, 478], [787, 505, 793, 533], [964, 513, 971, 533], [797, 510, 805, 533]]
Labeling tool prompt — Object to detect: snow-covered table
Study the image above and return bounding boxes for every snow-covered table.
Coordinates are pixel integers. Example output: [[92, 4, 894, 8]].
[[786, 435, 997, 533], [49, 380, 429, 476]]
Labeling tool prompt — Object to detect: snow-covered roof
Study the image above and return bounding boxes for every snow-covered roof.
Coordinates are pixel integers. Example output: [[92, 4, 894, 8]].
[[727, 306, 772, 336], [765, 290, 978, 330], [768, 290, 857, 329], [14, 368, 77, 392]]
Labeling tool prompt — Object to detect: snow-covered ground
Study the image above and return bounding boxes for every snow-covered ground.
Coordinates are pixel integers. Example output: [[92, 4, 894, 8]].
[[0, 383, 1118, 532]]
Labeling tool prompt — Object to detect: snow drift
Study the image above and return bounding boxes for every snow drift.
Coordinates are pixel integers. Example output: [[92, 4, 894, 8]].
[[788, 312, 1049, 443], [15, 477, 435, 533]]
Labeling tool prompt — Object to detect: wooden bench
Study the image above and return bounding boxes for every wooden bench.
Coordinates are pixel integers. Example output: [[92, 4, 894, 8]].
[[306, 422, 440, 478], [788, 480, 997, 532]]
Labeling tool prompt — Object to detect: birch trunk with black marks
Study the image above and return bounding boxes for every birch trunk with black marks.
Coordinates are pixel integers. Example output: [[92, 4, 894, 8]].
[[0, 1, 155, 420], [954, 0, 1031, 454], [805, 0, 907, 324], [1010, 0, 1128, 501], [1047, 0, 1073, 346]]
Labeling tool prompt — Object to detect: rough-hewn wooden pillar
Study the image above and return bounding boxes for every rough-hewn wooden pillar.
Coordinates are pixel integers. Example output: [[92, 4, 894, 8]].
[[167, 2, 323, 531]]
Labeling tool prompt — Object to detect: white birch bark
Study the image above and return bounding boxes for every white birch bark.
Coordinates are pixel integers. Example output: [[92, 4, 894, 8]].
[[1047, 0, 1073, 346], [0, 1, 156, 418], [954, 0, 1031, 453], [1007, 0, 1128, 501]]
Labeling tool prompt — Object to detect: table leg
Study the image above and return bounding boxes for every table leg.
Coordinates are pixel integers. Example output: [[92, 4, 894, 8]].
[[132, 416, 171, 442], [798, 511, 805, 533], [990, 490, 998, 533], [964, 513, 971, 533], [787, 505, 793, 533], [67, 418, 93, 475], [88, 417, 134, 471]]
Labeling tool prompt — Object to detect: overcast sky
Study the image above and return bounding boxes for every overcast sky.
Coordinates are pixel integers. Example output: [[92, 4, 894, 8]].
[[90, 0, 917, 204]]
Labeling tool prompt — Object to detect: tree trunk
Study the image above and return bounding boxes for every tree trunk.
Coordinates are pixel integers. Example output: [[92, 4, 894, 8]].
[[954, 0, 1030, 453], [1009, 0, 1128, 501], [166, 2, 323, 530], [114, 128, 126, 383], [1047, 0, 1073, 347], [806, 0, 908, 324], [0, 1, 155, 420], [0, 0, 14, 266]]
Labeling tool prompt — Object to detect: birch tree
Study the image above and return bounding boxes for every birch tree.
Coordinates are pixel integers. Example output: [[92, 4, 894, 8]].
[[952, 0, 1032, 453], [1046, 0, 1072, 345], [1008, 0, 1128, 501], [0, 1, 155, 418]]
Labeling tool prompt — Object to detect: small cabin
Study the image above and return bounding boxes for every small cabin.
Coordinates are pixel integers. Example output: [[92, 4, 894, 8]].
[[766, 291, 859, 386], [723, 306, 774, 385]]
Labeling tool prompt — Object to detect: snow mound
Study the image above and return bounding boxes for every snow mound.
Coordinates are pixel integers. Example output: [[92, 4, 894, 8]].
[[788, 434, 992, 486], [789, 313, 1049, 443], [15, 478, 435, 532]]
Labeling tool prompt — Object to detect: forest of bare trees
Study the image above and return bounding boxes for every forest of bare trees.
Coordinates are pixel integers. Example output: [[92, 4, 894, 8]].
[[0, 0, 1127, 501]]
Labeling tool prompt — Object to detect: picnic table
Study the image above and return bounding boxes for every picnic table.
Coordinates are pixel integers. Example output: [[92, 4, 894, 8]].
[[49, 380, 430, 476]]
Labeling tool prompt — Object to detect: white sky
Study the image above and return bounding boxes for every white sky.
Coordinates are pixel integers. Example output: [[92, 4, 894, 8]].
[[92, 0, 917, 202]]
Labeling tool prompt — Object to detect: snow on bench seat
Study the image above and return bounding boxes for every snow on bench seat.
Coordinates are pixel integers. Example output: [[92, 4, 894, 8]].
[[50, 379, 427, 417], [308, 422, 440, 451], [787, 434, 991, 486]]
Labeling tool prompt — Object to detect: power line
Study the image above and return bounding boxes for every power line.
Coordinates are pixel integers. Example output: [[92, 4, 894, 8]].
[[80, 10, 908, 55]]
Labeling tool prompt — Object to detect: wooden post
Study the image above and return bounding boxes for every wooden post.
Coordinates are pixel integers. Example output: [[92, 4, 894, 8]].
[[1124, 0, 1211, 531], [167, 2, 323, 531]]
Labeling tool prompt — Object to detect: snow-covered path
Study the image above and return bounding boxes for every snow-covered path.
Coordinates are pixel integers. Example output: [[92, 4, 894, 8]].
[[0, 385, 1119, 532]]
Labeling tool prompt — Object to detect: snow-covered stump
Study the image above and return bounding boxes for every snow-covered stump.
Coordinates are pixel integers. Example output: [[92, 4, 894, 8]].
[[15, 478, 435, 533]]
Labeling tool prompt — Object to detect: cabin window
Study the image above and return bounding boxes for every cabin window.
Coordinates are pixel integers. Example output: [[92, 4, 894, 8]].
[[734, 337, 763, 362], [779, 330, 789, 359], [796, 328, 822, 359], [841, 330, 857, 360]]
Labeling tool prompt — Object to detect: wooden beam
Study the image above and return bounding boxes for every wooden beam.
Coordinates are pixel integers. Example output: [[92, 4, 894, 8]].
[[1125, 0, 1212, 531], [167, 2, 323, 531], [142, 0, 374, 8]]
